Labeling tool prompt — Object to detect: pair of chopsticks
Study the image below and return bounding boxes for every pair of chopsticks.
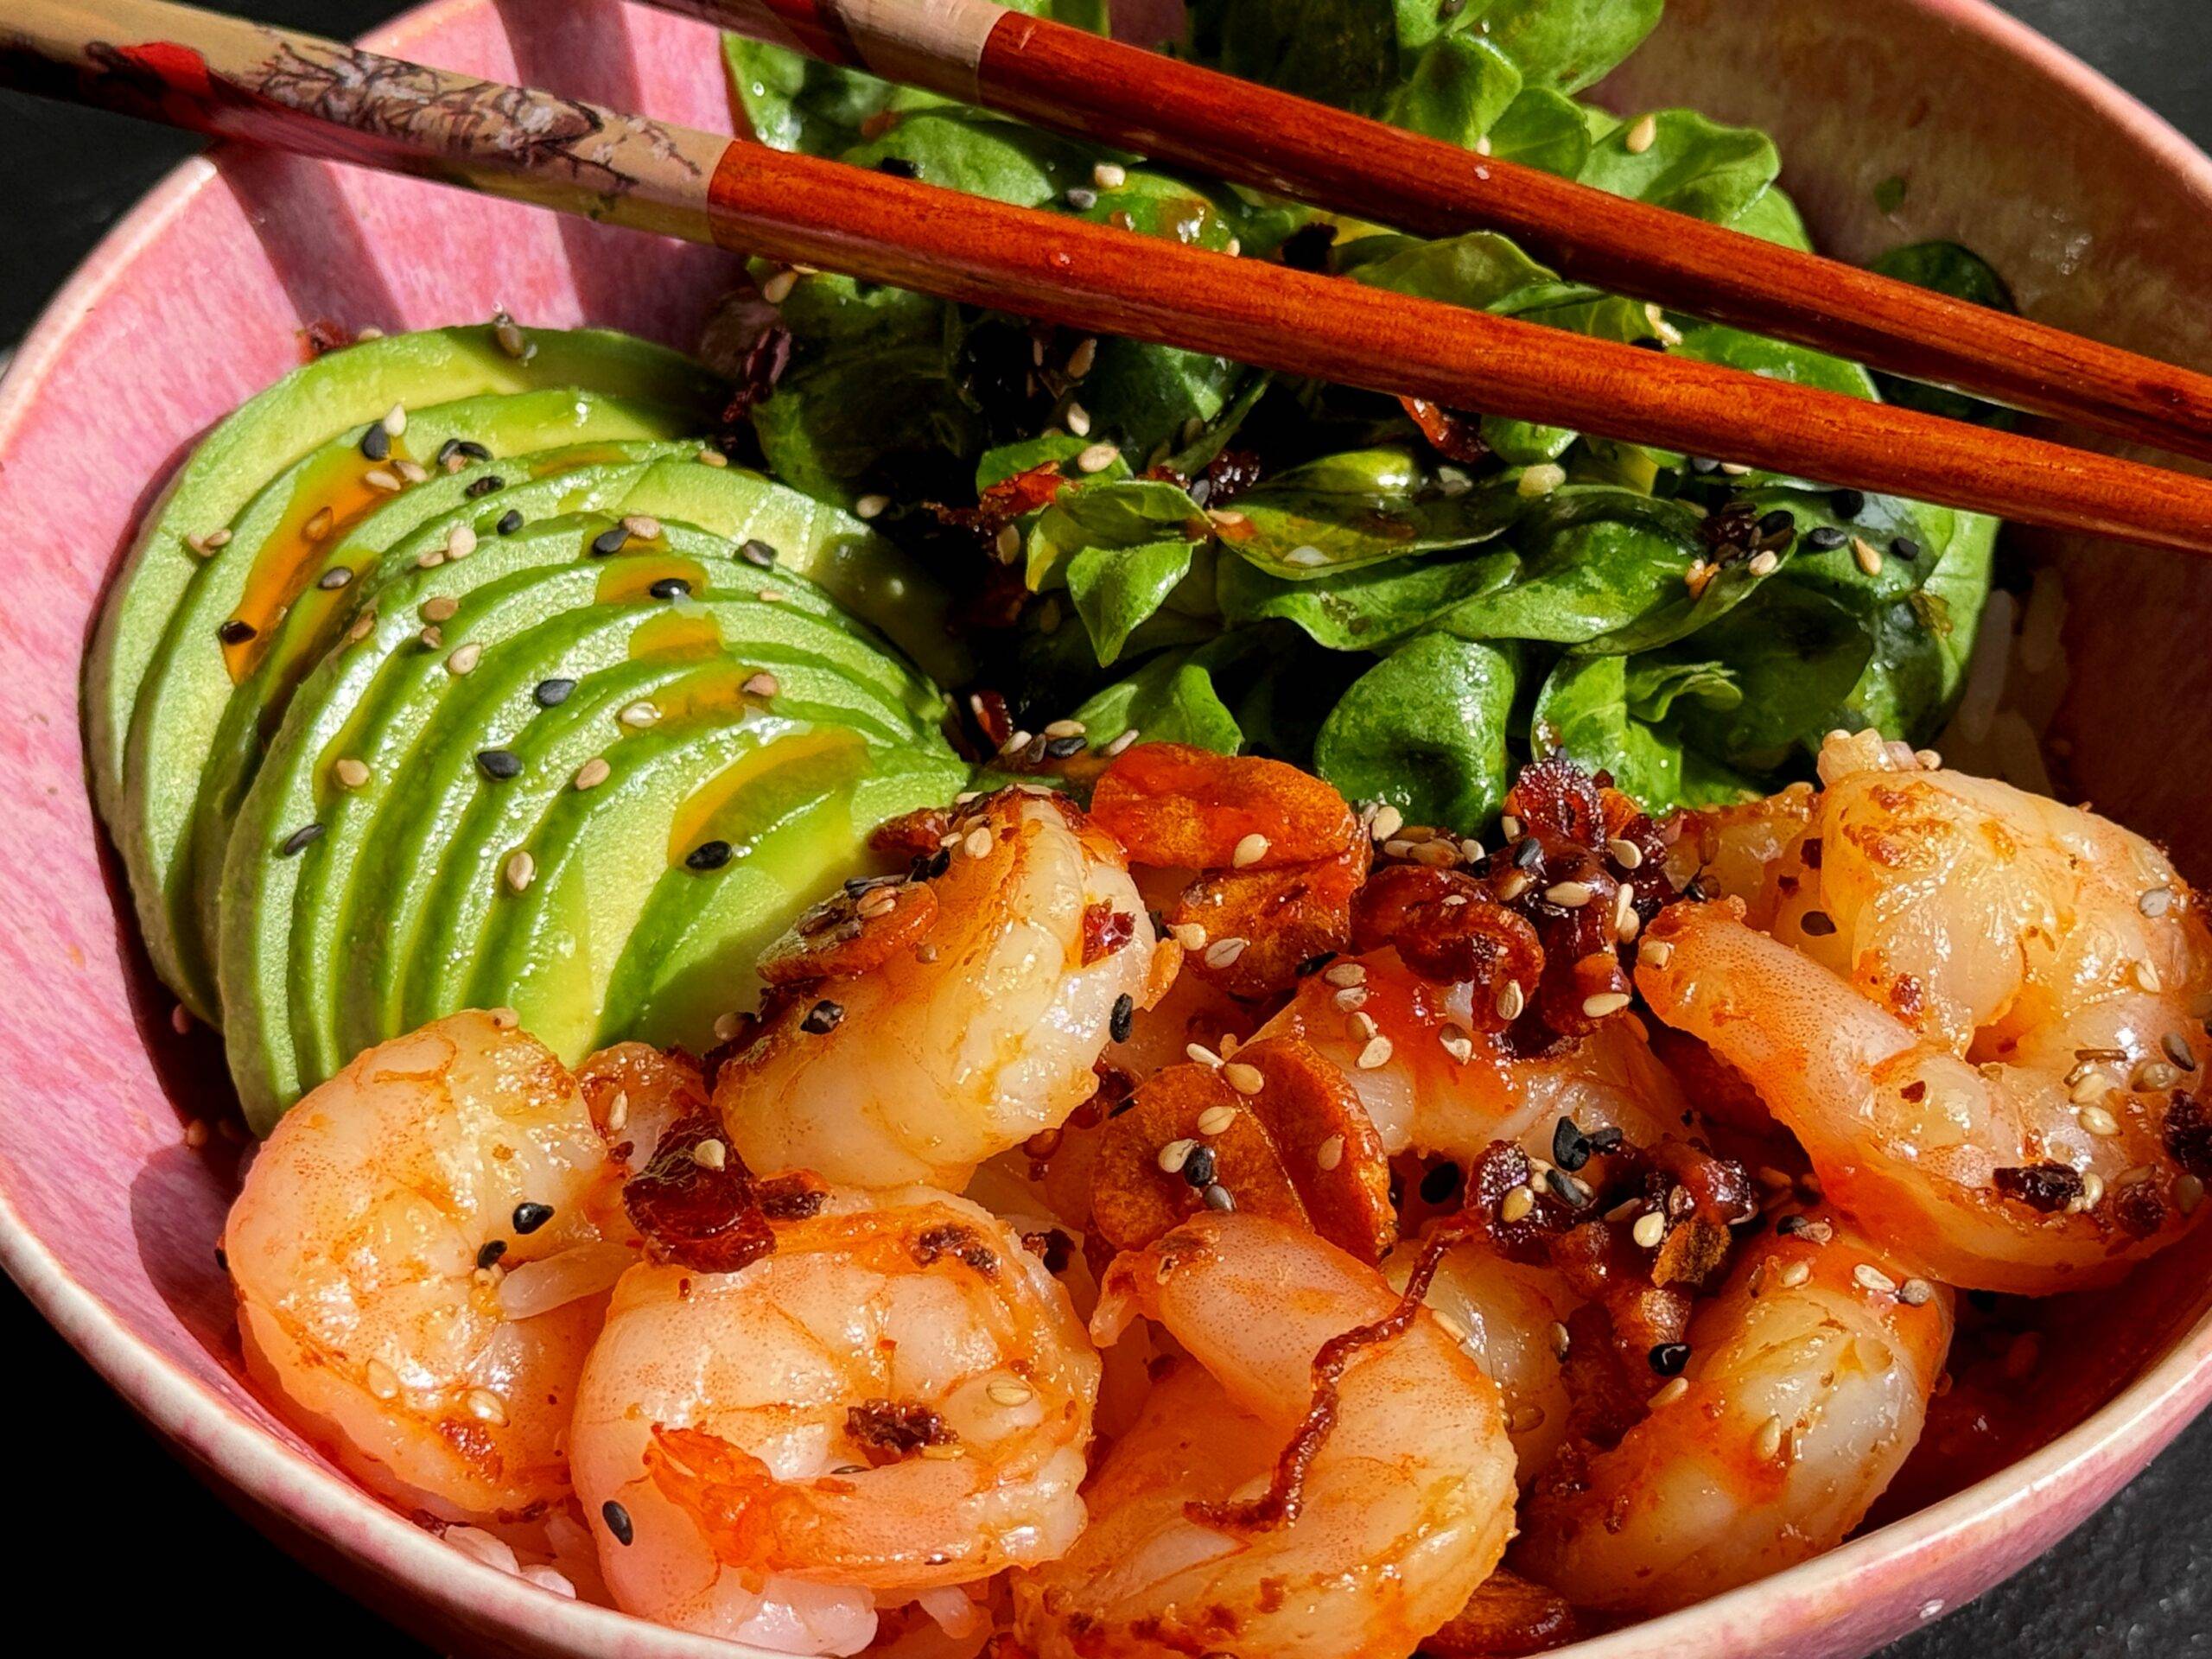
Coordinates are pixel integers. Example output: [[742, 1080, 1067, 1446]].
[[7, 0, 2212, 554]]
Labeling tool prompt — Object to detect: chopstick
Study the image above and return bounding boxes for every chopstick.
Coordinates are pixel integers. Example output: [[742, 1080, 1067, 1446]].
[[656, 0, 2212, 467], [7, 0, 2212, 556]]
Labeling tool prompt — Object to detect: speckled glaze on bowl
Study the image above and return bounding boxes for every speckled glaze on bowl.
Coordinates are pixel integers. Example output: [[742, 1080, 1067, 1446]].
[[0, 1, 2206, 1656]]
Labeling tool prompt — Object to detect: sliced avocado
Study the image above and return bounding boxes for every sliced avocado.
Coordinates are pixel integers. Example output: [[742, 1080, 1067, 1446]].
[[325, 561, 944, 1065], [603, 744, 969, 1052], [182, 442, 705, 1012], [90, 324, 724, 835], [149, 409, 704, 1020], [467, 714, 966, 1064]]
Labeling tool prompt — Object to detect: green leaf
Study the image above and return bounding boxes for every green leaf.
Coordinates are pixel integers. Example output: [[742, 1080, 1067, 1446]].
[[1727, 182, 1815, 251], [1838, 511, 1997, 743], [1486, 87, 1592, 175], [1026, 478, 1209, 589], [1475, 0, 1665, 92], [1072, 640, 1249, 753], [1867, 242, 2020, 425], [1187, 0, 1398, 111], [1579, 111, 1782, 225], [1532, 653, 1759, 810], [1067, 539, 1203, 664], [1656, 583, 1875, 773], [1338, 230, 1584, 314], [976, 433, 1100, 492], [1217, 545, 1520, 649], [1226, 448, 1526, 577], [1314, 633, 1521, 828], [1386, 31, 1524, 148]]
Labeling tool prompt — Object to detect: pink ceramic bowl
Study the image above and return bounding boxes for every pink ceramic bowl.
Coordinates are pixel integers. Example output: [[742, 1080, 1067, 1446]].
[[2, 1, 2208, 1655]]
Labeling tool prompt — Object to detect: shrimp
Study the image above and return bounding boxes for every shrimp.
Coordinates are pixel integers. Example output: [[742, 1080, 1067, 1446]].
[[718, 788, 1161, 1189], [1638, 733, 2212, 1293], [224, 1010, 631, 1523], [1259, 947, 1689, 1165], [1514, 1208, 1952, 1615], [569, 1185, 1099, 1653], [1014, 1214, 1516, 1659], [1382, 1236, 1578, 1484]]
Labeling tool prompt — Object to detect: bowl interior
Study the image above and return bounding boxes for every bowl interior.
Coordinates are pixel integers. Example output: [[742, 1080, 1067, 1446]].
[[1, 2, 2209, 1656]]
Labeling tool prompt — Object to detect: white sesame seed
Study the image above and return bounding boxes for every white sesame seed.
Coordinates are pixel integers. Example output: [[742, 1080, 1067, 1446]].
[[334, 757, 371, 790], [1607, 837, 1644, 869], [693, 1138, 728, 1170], [1626, 113, 1659, 153], [987, 1378, 1035, 1408], [1632, 1211, 1668, 1249], [1332, 985, 1369, 1013], [446, 523, 477, 562], [1544, 880, 1593, 908], [1063, 401, 1092, 438], [1639, 938, 1674, 969], [1316, 1135, 1345, 1171], [1497, 980, 1527, 1021], [364, 467, 402, 493], [1184, 1043, 1224, 1071], [620, 701, 660, 728], [1853, 1262, 1899, 1295], [1157, 1138, 1197, 1174], [383, 405, 408, 439], [963, 826, 995, 860], [621, 514, 663, 542], [760, 268, 798, 303], [855, 493, 890, 520], [365, 1359, 401, 1401], [1500, 1185, 1536, 1223], [1614, 884, 1641, 942], [504, 850, 535, 893], [2069, 1070, 2110, 1104], [1076, 441, 1121, 474], [1518, 462, 1567, 498], [1649, 1376, 1689, 1408], [1777, 1259, 1812, 1288], [1169, 921, 1207, 951], [1323, 962, 1367, 988], [2140, 887, 2176, 918], [574, 756, 611, 790], [1582, 991, 1633, 1019], [421, 594, 459, 623], [1365, 804, 1404, 842], [445, 641, 482, 677], [1439, 1024, 1475, 1065], [1198, 1103, 1242, 1135], [418, 624, 443, 649], [743, 671, 780, 698], [1092, 161, 1126, 188], [395, 458, 428, 484], [1066, 338, 1098, 378], [1755, 1415, 1786, 1460], [467, 1388, 510, 1426], [2079, 1103, 2122, 1136], [696, 446, 728, 467], [1204, 937, 1249, 969], [2180, 1174, 2204, 1214], [1357, 1034, 1394, 1070], [487, 1007, 518, 1028], [1231, 832, 1270, 868], [1220, 1066, 1262, 1100], [1747, 550, 1781, 576], [1899, 1277, 1935, 1306], [713, 1012, 743, 1044]]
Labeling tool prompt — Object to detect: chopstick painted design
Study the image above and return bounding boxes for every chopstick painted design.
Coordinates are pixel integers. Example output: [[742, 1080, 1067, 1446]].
[[6, 0, 2212, 554]]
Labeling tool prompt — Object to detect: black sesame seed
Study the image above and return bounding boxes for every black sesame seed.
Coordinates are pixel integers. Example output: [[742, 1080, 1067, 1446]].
[[590, 524, 630, 557], [476, 748, 522, 780], [1065, 186, 1098, 211], [1183, 1145, 1218, 1189], [1758, 508, 1797, 538], [435, 438, 463, 467], [213, 1245, 227, 1272], [802, 999, 845, 1034], [533, 677, 575, 708], [496, 508, 524, 536], [1806, 526, 1848, 551], [1890, 536, 1922, 561], [686, 839, 734, 872], [1552, 1116, 1592, 1173], [601, 1500, 635, 1547], [463, 474, 504, 499], [512, 1201, 555, 1235], [476, 1239, 508, 1270], [359, 423, 391, 461], [648, 577, 692, 601], [316, 566, 354, 590], [1777, 1213, 1809, 1236], [1587, 1125, 1626, 1154], [1688, 455, 1720, 474], [875, 156, 918, 178], [1649, 1342, 1691, 1376], [218, 619, 257, 645], [1800, 909, 1838, 937], [276, 822, 324, 857], [1544, 1166, 1591, 1207], [1830, 488, 1867, 519], [454, 440, 493, 463], [1512, 836, 1545, 871], [739, 538, 779, 569], [1045, 734, 1087, 760], [1202, 1183, 1236, 1211], [1420, 1162, 1464, 1205], [1109, 992, 1134, 1043]]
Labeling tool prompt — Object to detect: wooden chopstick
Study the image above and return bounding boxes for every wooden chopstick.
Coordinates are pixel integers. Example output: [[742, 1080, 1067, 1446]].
[[7, 0, 2212, 555], [657, 0, 2212, 466]]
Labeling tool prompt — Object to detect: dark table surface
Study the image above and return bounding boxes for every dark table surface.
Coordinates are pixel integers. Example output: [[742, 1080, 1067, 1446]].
[[2, 2, 2208, 1655]]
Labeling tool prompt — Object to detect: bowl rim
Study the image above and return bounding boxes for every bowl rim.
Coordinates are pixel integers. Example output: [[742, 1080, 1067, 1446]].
[[3, 0, 2209, 1654]]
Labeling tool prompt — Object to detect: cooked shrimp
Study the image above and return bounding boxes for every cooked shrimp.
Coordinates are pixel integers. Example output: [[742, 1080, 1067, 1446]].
[[1383, 1236, 1577, 1483], [1639, 734, 2212, 1293], [1014, 1214, 1516, 1659], [1259, 947, 1688, 1164], [1515, 1208, 1952, 1615], [569, 1185, 1098, 1653], [224, 1010, 631, 1522], [719, 789, 1161, 1189]]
